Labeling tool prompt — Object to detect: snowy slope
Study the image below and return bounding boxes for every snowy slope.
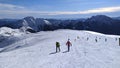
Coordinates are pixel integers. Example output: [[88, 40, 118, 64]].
[[0, 30, 120, 68]]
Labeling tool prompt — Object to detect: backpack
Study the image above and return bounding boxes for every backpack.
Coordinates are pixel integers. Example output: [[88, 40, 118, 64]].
[[56, 42, 60, 47]]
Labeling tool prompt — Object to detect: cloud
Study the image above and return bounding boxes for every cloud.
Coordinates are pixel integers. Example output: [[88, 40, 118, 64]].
[[79, 6, 120, 14], [0, 5, 120, 16], [48, 6, 120, 15], [0, 3, 25, 10]]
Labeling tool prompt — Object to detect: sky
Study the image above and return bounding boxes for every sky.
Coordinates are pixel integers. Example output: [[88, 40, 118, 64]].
[[0, 0, 120, 19]]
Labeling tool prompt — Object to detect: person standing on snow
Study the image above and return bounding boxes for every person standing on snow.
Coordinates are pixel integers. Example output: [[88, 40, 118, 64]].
[[56, 42, 61, 52], [66, 39, 72, 52]]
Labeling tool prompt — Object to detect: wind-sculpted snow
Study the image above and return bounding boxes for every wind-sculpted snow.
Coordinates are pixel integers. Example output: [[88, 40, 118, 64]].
[[0, 27, 24, 36], [0, 30, 120, 68]]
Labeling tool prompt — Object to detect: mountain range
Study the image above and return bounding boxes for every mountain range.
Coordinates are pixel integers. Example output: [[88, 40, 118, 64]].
[[0, 15, 120, 35]]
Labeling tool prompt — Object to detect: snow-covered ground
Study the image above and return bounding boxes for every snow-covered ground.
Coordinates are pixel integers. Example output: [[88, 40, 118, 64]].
[[0, 29, 120, 68]]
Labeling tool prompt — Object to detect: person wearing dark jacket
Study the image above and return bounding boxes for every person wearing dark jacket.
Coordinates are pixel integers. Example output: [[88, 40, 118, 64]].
[[66, 39, 72, 52], [56, 42, 60, 52]]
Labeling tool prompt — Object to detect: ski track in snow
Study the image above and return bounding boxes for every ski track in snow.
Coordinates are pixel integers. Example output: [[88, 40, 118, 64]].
[[0, 30, 120, 68]]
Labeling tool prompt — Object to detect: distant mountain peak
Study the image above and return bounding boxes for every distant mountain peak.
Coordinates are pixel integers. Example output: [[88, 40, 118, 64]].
[[90, 15, 112, 20], [24, 16, 35, 19], [86, 15, 113, 24]]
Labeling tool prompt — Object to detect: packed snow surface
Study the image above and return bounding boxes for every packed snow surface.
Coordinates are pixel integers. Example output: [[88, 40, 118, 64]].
[[0, 29, 120, 68]]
